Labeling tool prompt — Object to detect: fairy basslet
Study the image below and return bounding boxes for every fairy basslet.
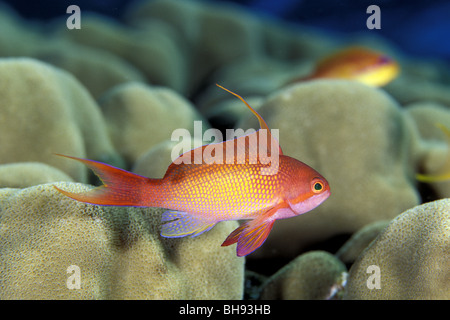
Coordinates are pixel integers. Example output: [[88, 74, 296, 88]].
[[54, 84, 330, 257], [290, 46, 399, 87], [416, 123, 450, 183]]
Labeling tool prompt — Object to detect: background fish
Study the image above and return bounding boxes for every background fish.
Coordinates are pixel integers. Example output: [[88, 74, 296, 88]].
[[289, 46, 400, 87], [55, 85, 330, 257]]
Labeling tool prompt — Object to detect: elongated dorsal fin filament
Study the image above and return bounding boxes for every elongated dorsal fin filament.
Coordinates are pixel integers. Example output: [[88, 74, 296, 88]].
[[215, 84, 282, 155], [216, 84, 271, 132]]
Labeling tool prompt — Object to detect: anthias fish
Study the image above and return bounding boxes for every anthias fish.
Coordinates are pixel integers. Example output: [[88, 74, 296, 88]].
[[55, 85, 330, 257], [290, 46, 399, 87]]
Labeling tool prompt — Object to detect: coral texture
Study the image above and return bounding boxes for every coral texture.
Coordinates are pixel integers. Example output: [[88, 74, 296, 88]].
[[0, 183, 244, 299], [259, 251, 347, 300], [0, 162, 73, 188], [99, 82, 207, 164], [0, 58, 123, 182], [344, 199, 450, 299]]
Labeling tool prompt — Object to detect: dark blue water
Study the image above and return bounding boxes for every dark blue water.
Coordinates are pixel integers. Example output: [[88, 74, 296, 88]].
[[3, 0, 449, 61]]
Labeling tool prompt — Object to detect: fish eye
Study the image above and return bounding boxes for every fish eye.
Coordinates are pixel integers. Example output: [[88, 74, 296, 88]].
[[311, 179, 324, 193]]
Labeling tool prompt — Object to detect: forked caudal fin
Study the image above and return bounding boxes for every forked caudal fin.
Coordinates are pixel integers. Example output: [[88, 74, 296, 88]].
[[53, 154, 162, 207]]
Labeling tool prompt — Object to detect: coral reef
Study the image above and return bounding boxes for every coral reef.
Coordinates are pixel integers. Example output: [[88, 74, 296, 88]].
[[0, 58, 123, 183], [344, 199, 450, 299], [0, 183, 244, 299], [335, 220, 391, 265], [99, 82, 207, 164], [0, 162, 73, 188], [406, 102, 450, 198], [0, 0, 449, 300], [259, 251, 347, 300], [55, 14, 188, 94]]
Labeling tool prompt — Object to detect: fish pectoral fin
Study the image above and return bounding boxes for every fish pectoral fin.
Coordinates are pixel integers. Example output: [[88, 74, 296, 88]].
[[221, 207, 278, 257], [160, 210, 216, 238], [221, 218, 275, 257], [221, 203, 289, 257]]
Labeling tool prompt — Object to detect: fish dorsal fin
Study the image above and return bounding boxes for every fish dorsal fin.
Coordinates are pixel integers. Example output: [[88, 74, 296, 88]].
[[216, 84, 270, 132], [162, 85, 282, 181], [216, 84, 283, 155], [315, 46, 366, 71]]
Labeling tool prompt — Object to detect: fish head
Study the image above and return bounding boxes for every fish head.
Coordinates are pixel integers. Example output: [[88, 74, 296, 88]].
[[283, 158, 330, 216]]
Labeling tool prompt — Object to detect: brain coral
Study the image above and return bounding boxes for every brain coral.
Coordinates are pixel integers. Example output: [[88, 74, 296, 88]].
[[125, 0, 262, 95], [0, 162, 73, 188], [99, 82, 207, 164], [0, 182, 244, 299], [237, 80, 421, 258], [406, 102, 450, 198], [344, 199, 450, 299], [33, 39, 146, 100], [0, 58, 123, 182], [259, 251, 347, 300], [56, 14, 187, 94], [335, 220, 391, 265]]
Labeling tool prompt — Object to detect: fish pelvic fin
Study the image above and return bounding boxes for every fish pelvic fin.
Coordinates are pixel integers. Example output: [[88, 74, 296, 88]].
[[221, 218, 275, 257], [54, 154, 163, 207], [160, 210, 216, 238]]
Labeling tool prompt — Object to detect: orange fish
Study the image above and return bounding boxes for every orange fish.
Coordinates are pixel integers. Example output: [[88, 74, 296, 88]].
[[54, 84, 330, 257], [289, 46, 399, 87]]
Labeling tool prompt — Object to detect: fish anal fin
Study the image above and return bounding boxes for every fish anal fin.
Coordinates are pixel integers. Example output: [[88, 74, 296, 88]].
[[160, 211, 216, 238]]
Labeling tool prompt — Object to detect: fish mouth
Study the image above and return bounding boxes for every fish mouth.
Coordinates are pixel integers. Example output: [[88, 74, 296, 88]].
[[288, 189, 330, 215]]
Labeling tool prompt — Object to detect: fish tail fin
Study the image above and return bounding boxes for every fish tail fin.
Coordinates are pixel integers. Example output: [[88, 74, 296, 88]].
[[53, 154, 163, 207], [221, 218, 275, 257]]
